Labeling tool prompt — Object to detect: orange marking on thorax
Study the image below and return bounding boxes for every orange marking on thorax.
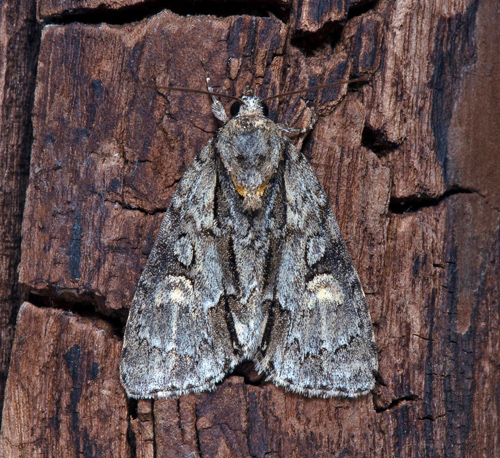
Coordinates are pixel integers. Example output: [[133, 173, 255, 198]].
[[232, 177, 271, 197]]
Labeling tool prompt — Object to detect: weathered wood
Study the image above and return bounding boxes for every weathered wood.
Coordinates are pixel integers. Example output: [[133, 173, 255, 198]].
[[292, 0, 347, 35], [1, 0, 499, 457], [0, 0, 39, 426], [0, 302, 128, 457], [129, 400, 155, 458], [37, 0, 293, 23], [38, 0, 146, 19], [446, 0, 500, 205]]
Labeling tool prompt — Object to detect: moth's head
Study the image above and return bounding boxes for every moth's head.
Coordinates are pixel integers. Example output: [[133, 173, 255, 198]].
[[229, 95, 269, 118]]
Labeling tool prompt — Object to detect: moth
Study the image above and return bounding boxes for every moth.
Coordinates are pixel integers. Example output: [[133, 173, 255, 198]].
[[120, 76, 378, 399]]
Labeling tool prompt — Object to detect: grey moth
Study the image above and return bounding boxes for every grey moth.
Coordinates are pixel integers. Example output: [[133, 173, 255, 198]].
[[120, 80, 378, 399]]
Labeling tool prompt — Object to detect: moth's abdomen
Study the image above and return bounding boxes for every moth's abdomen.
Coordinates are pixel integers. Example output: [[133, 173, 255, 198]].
[[214, 161, 286, 357]]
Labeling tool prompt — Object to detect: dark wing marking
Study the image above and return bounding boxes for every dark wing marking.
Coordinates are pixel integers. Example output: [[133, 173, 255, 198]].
[[258, 143, 378, 397], [120, 142, 239, 398]]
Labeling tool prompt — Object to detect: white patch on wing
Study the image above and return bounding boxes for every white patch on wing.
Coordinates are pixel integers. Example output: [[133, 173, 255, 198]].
[[316, 288, 336, 302], [170, 288, 184, 302], [307, 274, 344, 306], [154, 276, 193, 308]]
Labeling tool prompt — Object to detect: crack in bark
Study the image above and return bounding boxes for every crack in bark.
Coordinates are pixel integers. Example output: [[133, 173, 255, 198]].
[[361, 124, 401, 157], [152, 399, 157, 458], [42, 0, 290, 26], [291, 21, 344, 57], [413, 333, 433, 342], [187, 119, 217, 136], [418, 413, 446, 421], [0, 0, 43, 430], [126, 399, 138, 458], [374, 394, 419, 413], [87, 186, 171, 215], [194, 403, 204, 458], [291, 0, 379, 56], [176, 398, 183, 441], [110, 198, 169, 216], [388, 187, 476, 214], [26, 290, 126, 337], [390, 185, 500, 214], [347, 0, 380, 20]]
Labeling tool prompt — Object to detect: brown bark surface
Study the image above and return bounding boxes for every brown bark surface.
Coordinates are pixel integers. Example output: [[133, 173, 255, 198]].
[[0, 0, 40, 427], [1, 0, 499, 457], [0, 303, 128, 456]]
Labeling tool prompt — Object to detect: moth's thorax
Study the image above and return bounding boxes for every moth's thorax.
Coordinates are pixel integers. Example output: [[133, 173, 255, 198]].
[[216, 112, 284, 210]]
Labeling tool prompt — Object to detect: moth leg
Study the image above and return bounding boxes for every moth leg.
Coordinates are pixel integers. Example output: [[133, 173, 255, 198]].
[[200, 59, 229, 124], [277, 110, 317, 136], [211, 100, 229, 124]]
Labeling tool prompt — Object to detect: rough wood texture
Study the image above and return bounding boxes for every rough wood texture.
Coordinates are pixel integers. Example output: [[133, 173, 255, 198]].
[[292, 0, 346, 35], [0, 0, 39, 426], [0, 302, 128, 457], [1, 0, 499, 457], [37, 0, 292, 23]]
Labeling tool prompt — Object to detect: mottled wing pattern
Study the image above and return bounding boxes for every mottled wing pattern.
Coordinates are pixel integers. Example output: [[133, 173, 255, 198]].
[[120, 142, 239, 398], [260, 143, 378, 397]]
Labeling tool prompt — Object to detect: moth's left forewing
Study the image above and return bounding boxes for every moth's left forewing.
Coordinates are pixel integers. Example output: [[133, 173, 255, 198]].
[[120, 143, 239, 399], [259, 142, 378, 398]]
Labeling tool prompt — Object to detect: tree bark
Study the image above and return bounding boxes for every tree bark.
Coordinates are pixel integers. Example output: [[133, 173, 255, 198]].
[[1, 0, 499, 457], [0, 0, 40, 428]]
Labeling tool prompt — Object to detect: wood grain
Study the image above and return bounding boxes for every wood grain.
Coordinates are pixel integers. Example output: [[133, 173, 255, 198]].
[[0, 303, 128, 458], [0, 0, 40, 427]]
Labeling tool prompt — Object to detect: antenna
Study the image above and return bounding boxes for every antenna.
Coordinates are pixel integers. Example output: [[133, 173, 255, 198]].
[[151, 85, 243, 102], [147, 75, 370, 103], [261, 76, 370, 102]]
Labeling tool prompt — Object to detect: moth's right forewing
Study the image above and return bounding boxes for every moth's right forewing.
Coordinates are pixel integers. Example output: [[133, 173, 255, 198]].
[[260, 143, 378, 398], [120, 143, 238, 399]]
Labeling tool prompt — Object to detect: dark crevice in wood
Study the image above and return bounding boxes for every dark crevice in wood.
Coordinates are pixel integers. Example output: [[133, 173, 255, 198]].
[[126, 398, 138, 458], [111, 199, 169, 216], [127, 427, 137, 458], [127, 398, 139, 419], [374, 394, 419, 413], [43, 0, 290, 26], [27, 290, 126, 337], [291, 21, 344, 57], [418, 413, 446, 421], [296, 119, 316, 158], [347, 0, 379, 20], [232, 361, 266, 387], [388, 187, 476, 214], [87, 187, 170, 216], [290, 0, 378, 56], [361, 124, 400, 157], [194, 402, 204, 458], [152, 399, 157, 458]]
